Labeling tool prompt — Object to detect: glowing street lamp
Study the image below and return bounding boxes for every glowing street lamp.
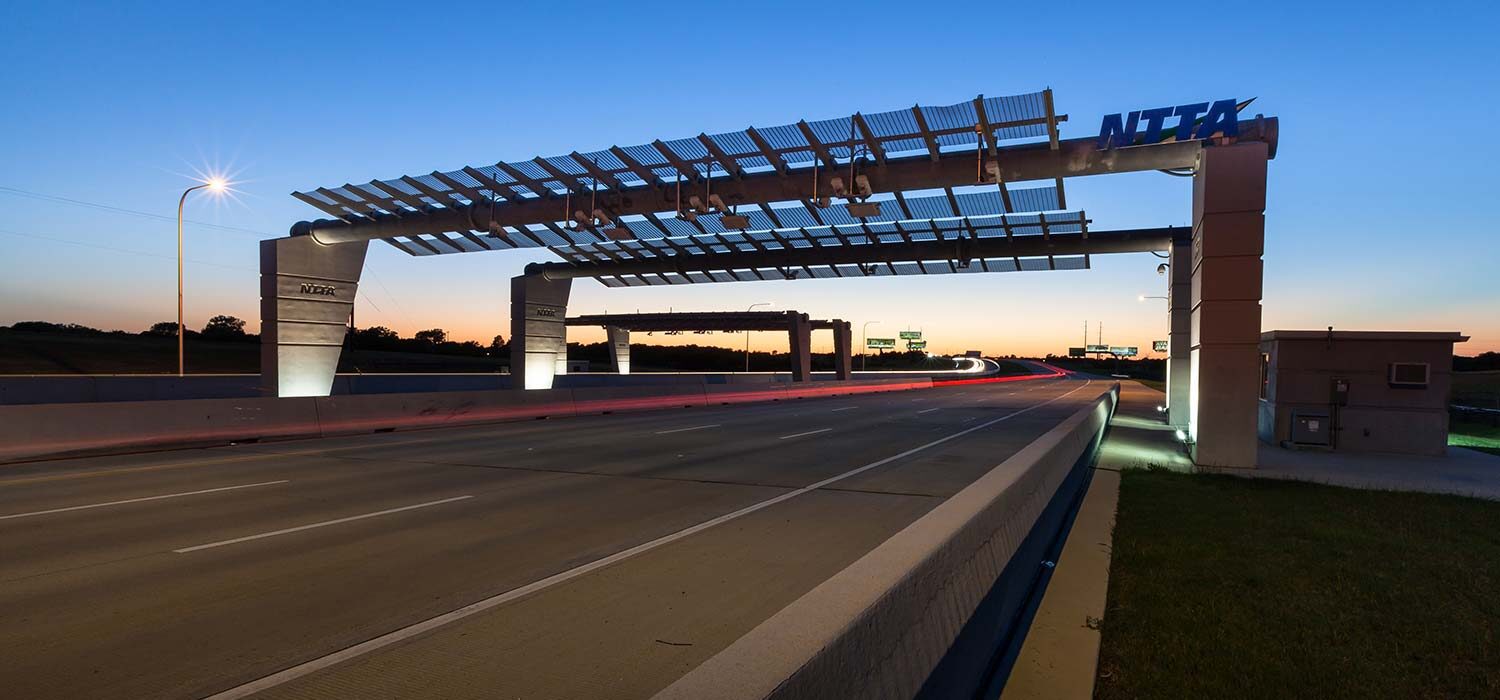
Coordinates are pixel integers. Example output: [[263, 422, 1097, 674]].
[[177, 178, 229, 376]]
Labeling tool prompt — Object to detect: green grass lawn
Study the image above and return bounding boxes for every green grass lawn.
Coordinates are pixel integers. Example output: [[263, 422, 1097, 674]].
[[1451, 418, 1500, 457], [1097, 470, 1500, 699]]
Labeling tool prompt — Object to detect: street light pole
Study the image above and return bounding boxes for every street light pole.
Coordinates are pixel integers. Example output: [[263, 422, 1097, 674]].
[[861, 320, 880, 371], [745, 302, 772, 372], [177, 179, 226, 377]]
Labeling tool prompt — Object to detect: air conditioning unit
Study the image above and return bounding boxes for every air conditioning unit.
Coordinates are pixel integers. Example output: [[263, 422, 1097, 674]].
[[1388, 362, 1430, 388]]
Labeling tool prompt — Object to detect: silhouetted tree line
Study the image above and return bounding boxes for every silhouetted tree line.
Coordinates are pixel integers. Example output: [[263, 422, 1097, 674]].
[[1455, 352, 1500, 372], [1, 319, 503, 357], [6, 318, 258, 342], [346, 326, 500, 358]]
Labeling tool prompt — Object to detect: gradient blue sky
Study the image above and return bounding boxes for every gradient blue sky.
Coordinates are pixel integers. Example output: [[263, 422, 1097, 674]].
[[2, 1, 1495, 356]]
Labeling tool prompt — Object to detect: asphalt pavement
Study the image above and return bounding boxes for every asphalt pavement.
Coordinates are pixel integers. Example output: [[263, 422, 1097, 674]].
[[0, 369, 1104, 699]]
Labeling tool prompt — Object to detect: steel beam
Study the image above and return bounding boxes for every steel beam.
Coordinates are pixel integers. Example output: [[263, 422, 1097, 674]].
[[526, 226, 1184, 281], [565, 311, 823, 333]]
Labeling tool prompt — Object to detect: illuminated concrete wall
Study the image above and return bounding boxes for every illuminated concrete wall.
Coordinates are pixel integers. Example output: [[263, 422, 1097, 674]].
[[788, 313, 812, 382], [259, 236, 369, 398], [1189, 142, 1267, 467], [831, 320, 853, 380], [606, 325, 630, 374], [1166, 239, 1192, 427], [510, 274, 572, 390]]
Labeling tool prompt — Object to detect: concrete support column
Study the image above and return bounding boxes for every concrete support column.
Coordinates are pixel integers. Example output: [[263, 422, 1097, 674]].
[[787, 312, 812, 382], [1189, 142, 1268, 467], [1166, 238, 1192, 427], [510, 274, 572, 390], [259, 236, 369, 398], [606, 325, 630, 374], [832, 320, 853, 380]]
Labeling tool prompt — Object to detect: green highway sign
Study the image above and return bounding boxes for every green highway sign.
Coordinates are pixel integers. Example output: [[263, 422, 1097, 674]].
[[899, 330, 923, 340], [867, 338, 896, 349], [907, 339, 928, 350]]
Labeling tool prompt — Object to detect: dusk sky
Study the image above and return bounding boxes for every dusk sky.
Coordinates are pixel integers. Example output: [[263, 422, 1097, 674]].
[[2, 1, 1495, 357]]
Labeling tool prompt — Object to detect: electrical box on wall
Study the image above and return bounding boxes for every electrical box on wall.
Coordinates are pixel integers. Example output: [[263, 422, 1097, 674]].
[[1330, 378, 1349, 406], [1290, 410, 1331, 446]]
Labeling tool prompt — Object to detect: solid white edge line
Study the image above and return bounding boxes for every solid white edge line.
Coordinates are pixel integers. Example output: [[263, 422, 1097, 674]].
[[777, 428, 833, 440], [201, 379, 1094, 700], [174, 495, 473, 554], [653, 424, 722, 435], [831, 406, 859, 412], [0, 480, 290, 521], [917, 407, 940, 414]]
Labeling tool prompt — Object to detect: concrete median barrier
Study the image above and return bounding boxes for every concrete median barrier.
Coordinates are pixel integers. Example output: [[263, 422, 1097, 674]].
[[654, 383, 1119, 700], [313, 388, 577, 436], [569, 385, 709, 416], [786, 377, 934, 397], [0, 377, 950, 464], [0, 396, 322, 463], [704, 383, 794, 405]]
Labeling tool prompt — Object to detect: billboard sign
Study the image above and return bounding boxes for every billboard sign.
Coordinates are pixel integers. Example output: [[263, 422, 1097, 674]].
[[1153, 340, 1168, 352], [1069, 347, 1086, 358], [867, 338, 896, 349], [1109, 346, 1139, 357], [899, 330, 923, 340], [1086, 344, 1110, 353]]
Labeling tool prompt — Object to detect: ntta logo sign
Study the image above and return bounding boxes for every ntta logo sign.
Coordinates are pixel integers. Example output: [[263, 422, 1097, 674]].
[[298, 282, 337, 296], [1097, 98, 1254, 149]]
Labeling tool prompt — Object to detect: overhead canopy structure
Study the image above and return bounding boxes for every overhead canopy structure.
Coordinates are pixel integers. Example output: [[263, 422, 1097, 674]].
[[541, 209, 1094, 287], [288, 90, 1076, 261], [529, 223, 1190, 287]]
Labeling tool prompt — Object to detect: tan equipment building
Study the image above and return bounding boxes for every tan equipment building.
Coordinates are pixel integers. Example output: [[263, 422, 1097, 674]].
[[1257, 330, 1468, 456]]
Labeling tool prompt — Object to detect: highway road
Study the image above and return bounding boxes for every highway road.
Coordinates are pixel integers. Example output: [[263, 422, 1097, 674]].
[[0, 367, 1105, 699]]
